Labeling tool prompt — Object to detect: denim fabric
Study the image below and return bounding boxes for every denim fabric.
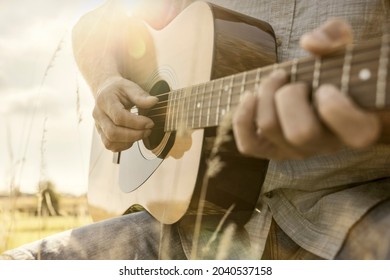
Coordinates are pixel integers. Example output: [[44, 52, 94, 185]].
[[2, 211, 185, 260], [3, 198, 390, 260]]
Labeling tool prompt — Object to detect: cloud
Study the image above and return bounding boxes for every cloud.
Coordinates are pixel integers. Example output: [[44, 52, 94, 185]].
[[2, 86, 64, 115], [0, 0, 104, 194]]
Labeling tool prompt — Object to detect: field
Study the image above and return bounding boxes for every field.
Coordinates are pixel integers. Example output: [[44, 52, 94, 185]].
[[0, 195, 93, 253]]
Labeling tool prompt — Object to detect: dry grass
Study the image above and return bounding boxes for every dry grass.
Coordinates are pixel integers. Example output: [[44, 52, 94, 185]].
[[0, 196, 92, 253]]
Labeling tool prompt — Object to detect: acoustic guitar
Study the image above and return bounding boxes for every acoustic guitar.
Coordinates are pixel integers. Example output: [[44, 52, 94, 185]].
[[88, 1, 390, 224]]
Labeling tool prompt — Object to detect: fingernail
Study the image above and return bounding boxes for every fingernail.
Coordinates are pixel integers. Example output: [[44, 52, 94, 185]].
[[147, 96, 159, 102], [310, 29, 332, 44]]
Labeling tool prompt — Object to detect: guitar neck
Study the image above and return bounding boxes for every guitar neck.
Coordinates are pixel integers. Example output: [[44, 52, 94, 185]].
[[149, 35, 390, 132]]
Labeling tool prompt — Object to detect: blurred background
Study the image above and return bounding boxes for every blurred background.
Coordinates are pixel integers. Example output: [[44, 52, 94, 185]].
[[0, 0, 108, 252]]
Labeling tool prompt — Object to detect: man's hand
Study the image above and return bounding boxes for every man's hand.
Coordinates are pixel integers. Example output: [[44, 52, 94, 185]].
[[93, 77, 158, 152], [232, 19, 382, 160]]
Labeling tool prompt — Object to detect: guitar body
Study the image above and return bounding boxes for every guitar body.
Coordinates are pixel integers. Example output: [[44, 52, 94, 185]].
[[88, 2, 277, 224]]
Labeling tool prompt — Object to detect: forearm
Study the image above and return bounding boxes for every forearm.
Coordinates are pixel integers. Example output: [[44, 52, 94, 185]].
[[72, 1, 130, 97], [72, 0, 195, 98]]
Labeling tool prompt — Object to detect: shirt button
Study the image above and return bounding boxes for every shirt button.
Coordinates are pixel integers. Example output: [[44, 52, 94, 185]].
[[276, 37, 282, 47], [265, 191, 273, 198]]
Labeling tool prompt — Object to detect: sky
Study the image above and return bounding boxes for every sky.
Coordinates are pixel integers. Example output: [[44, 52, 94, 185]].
[[0, 0, 109, 195]]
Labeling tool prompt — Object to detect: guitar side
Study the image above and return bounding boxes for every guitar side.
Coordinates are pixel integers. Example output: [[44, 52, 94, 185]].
[[88, 2, 277, 223]]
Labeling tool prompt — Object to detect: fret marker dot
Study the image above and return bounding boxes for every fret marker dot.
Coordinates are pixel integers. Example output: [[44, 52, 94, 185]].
[[197, 102, 201, 108], [359, 68, 371, 81], [224, 85, 229, 92], [221, 109, 226, 116]]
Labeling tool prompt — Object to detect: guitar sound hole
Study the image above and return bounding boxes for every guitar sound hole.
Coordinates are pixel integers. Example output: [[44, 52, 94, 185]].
[[142, 80, 174, 155]]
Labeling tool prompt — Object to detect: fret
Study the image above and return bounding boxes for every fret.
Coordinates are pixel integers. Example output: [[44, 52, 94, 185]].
[[291, 58, 298, 83], [198, 84, 205, 128], [173, 89, 179, 131], [226, 75, 234, 113], [209, 79, 220, 126], [164, 93, 171, 131], [316, 53, 344, 91], [167, 91, 175, 131], [164, 98, 169, 131], [220, 77, 230, 120], [216, 77, 223, 125], [261, 64, 274, 79], [231, 74, 242, 111], [184, 87, 190, 129], [240, 72, 247, 102], [178, 89, 187, 131], [172, 90, 180, 130], [312, 57, 322, 91], [255, 68, 261, 92], [341, 44, 354, 94], [191, 86, 198, 129], [376, 35, 389, 108], [206, 80, 214, 127], [242, 69, 258, 95]]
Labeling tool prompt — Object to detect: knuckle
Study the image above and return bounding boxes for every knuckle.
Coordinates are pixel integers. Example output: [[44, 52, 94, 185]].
[[232, 112, 246, 128], [104, 126, 118, 142], [92, 108, 98, 119], [102, 138, 115, 151], [112, 111, 124, 125], [96, 91, 107, 106], [236, 142, 254, 156], [92, 107, 101, 120], [346, 132, 378, 149], [257, 117, 278, 134], [318, 99, 337, 118], [285, 125, 318, 147]]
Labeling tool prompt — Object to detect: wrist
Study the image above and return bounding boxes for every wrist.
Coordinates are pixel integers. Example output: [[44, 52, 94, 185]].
[[95, 75, 125, 99]]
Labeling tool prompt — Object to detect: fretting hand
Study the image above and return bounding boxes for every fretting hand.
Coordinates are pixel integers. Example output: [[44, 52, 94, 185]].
[[232, 19, 382, 160]]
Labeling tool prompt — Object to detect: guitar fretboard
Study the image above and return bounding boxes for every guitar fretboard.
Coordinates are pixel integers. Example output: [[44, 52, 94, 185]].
[[147, 35, 390, 132]]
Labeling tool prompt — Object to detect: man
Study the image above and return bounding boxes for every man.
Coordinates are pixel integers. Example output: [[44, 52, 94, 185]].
[[2, 0, 390, 259]]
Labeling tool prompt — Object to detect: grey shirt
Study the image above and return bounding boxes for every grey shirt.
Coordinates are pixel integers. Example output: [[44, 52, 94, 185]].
[[180, 0, 390, 259]]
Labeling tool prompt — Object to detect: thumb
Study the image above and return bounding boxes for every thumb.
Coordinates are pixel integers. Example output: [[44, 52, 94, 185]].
[[122, 80, 159, 109], [300, 18, 353, 56]]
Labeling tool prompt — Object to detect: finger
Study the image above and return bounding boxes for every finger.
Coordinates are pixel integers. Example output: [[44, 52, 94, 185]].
[[256, 70, 311, 159], [99, 112, 151, 142], [255, 70, 288, 139], [275, 82, 341, 153], [94, 106, 151, 141], [315, 84, 381, 148], [120, 80, 159, 109], [97, 93, 155, 129], [233, 92, 263, 157], [99, 132, 135, 152], [300, 18, 353, 55], [108, 101, 155, 129], [97, 77, 159, 109]]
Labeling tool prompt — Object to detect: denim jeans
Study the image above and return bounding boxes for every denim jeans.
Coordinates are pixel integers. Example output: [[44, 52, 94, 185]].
[[2, 212, 186, 260], [2, 199, 390, 260]]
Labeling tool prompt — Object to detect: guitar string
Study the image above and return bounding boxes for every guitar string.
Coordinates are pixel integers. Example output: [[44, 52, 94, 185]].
[[147, 67, 380, 124], [130, 38, 387, 132], [146, 39, 383, 103], [143, 46, 383, 118], [145, 57, 381, 123], [150, 68, 382, 130]]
